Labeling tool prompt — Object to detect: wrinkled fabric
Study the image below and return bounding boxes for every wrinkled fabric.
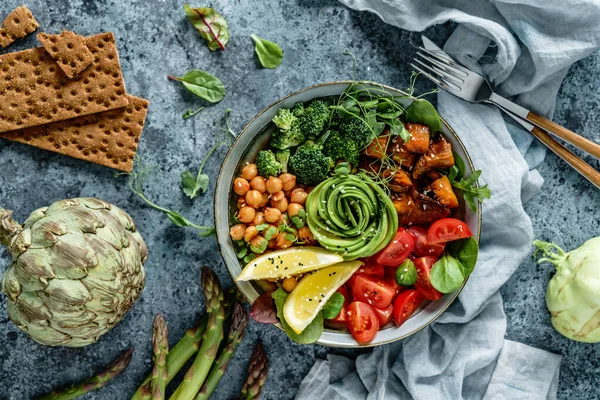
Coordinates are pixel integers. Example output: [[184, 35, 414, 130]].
[[296, 1, 600, 399]]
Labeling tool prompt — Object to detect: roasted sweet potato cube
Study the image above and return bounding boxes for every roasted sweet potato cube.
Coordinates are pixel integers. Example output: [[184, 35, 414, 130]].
[[393, 169, 412, 187], [404, 123, 430, 154], [432, 175, 459, 209], [393, 192, 414, 215], [363, 136, 388, 159], [390, 136, 417, 168], [412, 136, 455, 178], [399, 193, 450, 225]]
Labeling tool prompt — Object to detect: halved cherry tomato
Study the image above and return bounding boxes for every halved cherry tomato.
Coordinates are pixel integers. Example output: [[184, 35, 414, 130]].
[[414, 256, 443, 300], [352, 274, 396, 308], [348, 261, 385, 287], [376, 228, 414, 267], [392, 290, 424, 326], [374, 304, 393, 326], [407, 226, 446, 258], [427, 218, 472, 245], [347, 301, 380, 343], [330, 303, 348, 323], [337, 285, 352, 306]]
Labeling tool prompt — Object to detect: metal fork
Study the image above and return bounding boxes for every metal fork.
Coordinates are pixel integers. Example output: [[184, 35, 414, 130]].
[[413, 36, 600, 189]]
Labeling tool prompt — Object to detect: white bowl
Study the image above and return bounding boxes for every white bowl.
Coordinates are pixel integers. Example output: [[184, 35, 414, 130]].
[[214, 81, 481, 347]]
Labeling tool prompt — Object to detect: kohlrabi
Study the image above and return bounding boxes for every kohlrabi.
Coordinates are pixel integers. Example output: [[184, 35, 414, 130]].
[[534, 237, 600, 343]]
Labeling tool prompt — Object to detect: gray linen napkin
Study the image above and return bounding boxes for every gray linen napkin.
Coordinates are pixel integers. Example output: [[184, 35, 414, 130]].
[[296, 1, 600, 399]]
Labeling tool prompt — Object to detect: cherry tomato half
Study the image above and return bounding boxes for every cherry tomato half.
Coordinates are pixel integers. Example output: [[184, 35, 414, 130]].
[[330, 303, 348, 323], [376, 228, 414, 267], [407, 226, 446, 258], [352, 274, 396, 309], [427, 218, 472, 245], [347, 301, 380, 343], [348, 261, 386, 287], [374, 304, 394, 326], [392, 290, 424, 326], [414, 256, 443, 300]]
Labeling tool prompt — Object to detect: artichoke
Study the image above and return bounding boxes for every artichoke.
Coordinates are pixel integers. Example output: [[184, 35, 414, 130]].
[[0, 198, 147, 347]]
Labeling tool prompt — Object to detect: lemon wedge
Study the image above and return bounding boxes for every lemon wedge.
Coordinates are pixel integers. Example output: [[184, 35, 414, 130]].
[[284, 260, 362, 334], [236, 247, 344, 281]]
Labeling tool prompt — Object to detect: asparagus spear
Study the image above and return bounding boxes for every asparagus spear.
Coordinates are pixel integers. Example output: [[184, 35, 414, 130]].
[[195, 302, 249, 400], [170, 267, 225, 400], [151, 314, 169, 400], [240, 343, 269, 400], [39, 348, 134, 400]]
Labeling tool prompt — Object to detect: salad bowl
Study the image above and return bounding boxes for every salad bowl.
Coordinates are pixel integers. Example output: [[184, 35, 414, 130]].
[[214, 81, 481, 347]]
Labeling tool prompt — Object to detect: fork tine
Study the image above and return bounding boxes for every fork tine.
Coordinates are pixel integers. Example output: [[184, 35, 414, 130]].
[[416, 51, 467, 81], [410, 63, 462, 97], [417, 46, 471, 75], [414, 55, 464, 86], [411, 60, 462, 91]]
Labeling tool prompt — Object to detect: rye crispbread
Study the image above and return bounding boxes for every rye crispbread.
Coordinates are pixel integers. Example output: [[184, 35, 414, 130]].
[[0, 5, 39, 48], [0, 32, 129, 134], [0, 95, 149, 172], [37, 31, 94, 79]]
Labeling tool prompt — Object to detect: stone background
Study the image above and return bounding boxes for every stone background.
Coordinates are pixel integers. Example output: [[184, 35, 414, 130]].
[[0, 0, 598, 399]]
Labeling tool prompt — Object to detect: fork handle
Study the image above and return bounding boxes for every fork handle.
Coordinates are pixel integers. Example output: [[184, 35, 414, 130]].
[[529, 126, 600, 189], [527, 112, 600, 159]]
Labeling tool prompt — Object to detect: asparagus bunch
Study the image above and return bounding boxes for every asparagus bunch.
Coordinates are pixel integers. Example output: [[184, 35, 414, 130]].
[[170, 267, 226, 400], [240, 343, 269, 400], [152, 314, 169, 400], [39, 348, 134, 400], [196, 302, 249, 400]]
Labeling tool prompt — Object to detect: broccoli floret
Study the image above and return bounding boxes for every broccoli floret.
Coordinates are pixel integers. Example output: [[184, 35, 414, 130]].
[[256, 150, 282, 177], [275, 149, 290, 173], [291, 102, 305, 117], [272, 109, 296, 131], [289, 141, 334, 185], [297, 100, 330, 138], [269, 124, 305, 150], [339, 117, 373, 149], [322, 130, 360, 168]]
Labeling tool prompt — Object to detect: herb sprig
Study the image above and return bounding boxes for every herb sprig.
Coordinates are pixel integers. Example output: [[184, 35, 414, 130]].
[[446, 153, 492, 212]]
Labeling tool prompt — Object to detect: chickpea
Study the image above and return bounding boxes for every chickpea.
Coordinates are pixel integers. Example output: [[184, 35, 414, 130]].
[[279, 173, 296, 191], [287, 203, 304, 218], [252, 211, 265, 226], [271, 197, 288, 213], [245, 190, 262, 208], [267, 238, 278, 249], [264, 207, 282, 223], [276, 231, 293, 249], [282, 276, 297, 292], [233, 178, 250, 196], [244, 226, 259, 242], [241, 164, 258, 181], [238, 206, 256, 223], [237, 196, 246, 210], [277, 214, 287, 226], [290, 188, 308, 204], [250, 235, 267, 253], [298, 226, 316, 245], [259, 192, 270, 208], [229, 224, 246, 241], [272, 191, 285, 202], [250, 176, 267, 193], [265, 176, 283, 194]]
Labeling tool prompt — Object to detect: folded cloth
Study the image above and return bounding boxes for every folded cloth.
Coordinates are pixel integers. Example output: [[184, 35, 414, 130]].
[[296, 1, 600, 399]]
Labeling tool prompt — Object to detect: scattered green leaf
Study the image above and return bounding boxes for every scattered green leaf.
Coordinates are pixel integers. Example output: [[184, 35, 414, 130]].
[[272, 288, 323, 344], [168, 70, 226, 103], [405, 98, 443, 133], [184, 4, 229, 51], [322, 292, 345, 319], [251, 34, 283, 69]]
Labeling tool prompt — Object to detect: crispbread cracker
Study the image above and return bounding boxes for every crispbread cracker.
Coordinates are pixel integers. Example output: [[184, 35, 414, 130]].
[[0, 95, 149, 172], [0, 32, 129, 133], [0, 5, 39, 48], [37, 31, 94, 79]]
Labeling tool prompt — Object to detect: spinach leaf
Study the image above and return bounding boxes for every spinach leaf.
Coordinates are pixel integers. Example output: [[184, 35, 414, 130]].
[[184, 4, 229, 51], [390, 119, 410, 142], [251, 34, 283, 69], [272, 288, 323, 344], [169, 70, 226, 103], [405, 98, 443, 133], [396, 259, 417, 286], [322, 292, 344, 319], [447, 237, 479, 276], [430, 252, 465, 293]]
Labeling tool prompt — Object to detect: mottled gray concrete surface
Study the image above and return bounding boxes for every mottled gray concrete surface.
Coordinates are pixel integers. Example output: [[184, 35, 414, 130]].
[[0, 0, 598, 399]]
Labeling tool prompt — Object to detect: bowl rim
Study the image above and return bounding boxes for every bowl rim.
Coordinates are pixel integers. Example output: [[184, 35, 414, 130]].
[[214, 80, 482, 348]]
